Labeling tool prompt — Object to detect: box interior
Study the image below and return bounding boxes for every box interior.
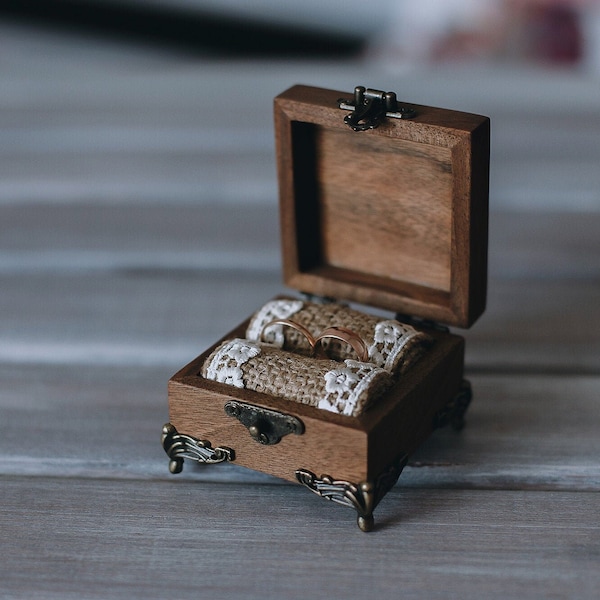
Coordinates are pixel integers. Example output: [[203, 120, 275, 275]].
[[291, 122, 454, 300]]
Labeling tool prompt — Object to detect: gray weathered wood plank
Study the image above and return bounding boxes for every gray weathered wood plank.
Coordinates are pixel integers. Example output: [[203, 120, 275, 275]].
[[2, 206, 599, 374], [1, 271, 598, 370], [2, 207, 599, 279], [1, 476, 598, 600], [464, 279, 600, 373], [2, 364, 599, 492], [1, 20, 599, 214]]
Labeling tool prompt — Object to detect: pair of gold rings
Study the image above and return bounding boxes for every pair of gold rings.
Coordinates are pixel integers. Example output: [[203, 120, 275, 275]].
[[261, 318, 369, 363]]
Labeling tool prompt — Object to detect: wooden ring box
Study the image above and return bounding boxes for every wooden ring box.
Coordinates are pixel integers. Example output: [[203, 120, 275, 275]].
[[163, 84, 490, 531]]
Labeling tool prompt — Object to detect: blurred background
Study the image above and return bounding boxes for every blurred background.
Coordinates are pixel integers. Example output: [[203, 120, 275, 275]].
[[1, 0, 598, 365], [1, 0, 598, 224], [2, 0, 600, 67]]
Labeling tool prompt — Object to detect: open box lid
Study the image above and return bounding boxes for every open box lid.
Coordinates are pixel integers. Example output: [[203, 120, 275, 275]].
[[274, 85, 490, 329]]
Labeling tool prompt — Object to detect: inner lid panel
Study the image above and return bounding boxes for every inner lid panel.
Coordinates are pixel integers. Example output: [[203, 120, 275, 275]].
[[293, 122, 453, 295]]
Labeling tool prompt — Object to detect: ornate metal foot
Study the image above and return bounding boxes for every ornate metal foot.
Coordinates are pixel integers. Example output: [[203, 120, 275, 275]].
[[161, 423, 234, 474], [433, 379, 472, 431], [295, 454, 408, 532]]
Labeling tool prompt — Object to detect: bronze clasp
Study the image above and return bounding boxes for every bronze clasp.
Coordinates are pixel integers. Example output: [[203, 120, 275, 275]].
[[224, 401, 304, 445]]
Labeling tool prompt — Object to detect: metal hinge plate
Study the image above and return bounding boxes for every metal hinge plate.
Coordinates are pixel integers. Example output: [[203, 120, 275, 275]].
[[338, 86, 416, 131]]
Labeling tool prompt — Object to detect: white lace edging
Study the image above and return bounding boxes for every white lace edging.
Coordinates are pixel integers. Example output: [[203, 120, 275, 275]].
[[204, 338, 261, 388], [368, 320, 421, 371], [246, 299, 304, 347], [318, 359, 389, 417]]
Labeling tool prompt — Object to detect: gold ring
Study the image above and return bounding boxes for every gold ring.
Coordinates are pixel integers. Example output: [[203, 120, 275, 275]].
[[313, 326, 369, 363], [261, 318, 316, 349]]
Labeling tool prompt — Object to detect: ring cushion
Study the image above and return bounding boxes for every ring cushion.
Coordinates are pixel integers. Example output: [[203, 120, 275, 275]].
[[199, 298, 432, 417]]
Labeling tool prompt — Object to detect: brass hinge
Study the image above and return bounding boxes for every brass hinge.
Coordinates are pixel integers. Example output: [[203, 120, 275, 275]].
[[338, 86, 416, 131]]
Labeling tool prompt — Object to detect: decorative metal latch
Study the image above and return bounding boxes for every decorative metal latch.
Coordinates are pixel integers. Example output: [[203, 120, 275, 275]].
[[338, 86, 416, 131], [224, 400, 304, 445]]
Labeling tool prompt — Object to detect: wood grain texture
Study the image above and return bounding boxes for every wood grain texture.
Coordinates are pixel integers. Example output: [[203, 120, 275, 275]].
[[316, 127, 454, 292], [169, 319, 464, 483], [2, 363, 598, 492], [1, 205, 596, 280], [1, 208, 597, 371], [2, 477, 599, 600]]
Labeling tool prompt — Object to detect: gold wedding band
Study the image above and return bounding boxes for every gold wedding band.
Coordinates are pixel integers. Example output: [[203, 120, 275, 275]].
[[314, 326, 369, 363], [261, 318, 316, 349], [261, 321, 368, 363]]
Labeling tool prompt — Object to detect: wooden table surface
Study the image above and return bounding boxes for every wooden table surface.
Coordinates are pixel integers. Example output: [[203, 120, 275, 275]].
[[1, 20, 599, 599]]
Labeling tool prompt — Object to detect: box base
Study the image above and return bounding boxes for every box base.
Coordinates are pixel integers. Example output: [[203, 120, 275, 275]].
[[162, 378, 472, 532]]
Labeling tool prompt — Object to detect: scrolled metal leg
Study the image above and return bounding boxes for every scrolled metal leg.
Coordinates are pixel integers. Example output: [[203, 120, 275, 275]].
[[357, 514, 375, 533], [451, 379, 472, 430], [356, 483, 375, 532], [161, 423, 235, 473], [432, 379, 472, 431], [295, 454, 408, 532]]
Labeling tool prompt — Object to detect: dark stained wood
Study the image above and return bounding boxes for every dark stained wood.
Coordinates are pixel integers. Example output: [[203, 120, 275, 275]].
[[169, 316, 464, 483], [274, 84, 489, 328], [167, 86, 488, 498]]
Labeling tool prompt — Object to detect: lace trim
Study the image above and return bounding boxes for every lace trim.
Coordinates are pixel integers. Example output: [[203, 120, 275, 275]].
[[204, 338, 261, 388], [203, 340, 389, 417], [368, 320, 422, 371], [319, 359, 388, 417], [246, 299, 304, 347]]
